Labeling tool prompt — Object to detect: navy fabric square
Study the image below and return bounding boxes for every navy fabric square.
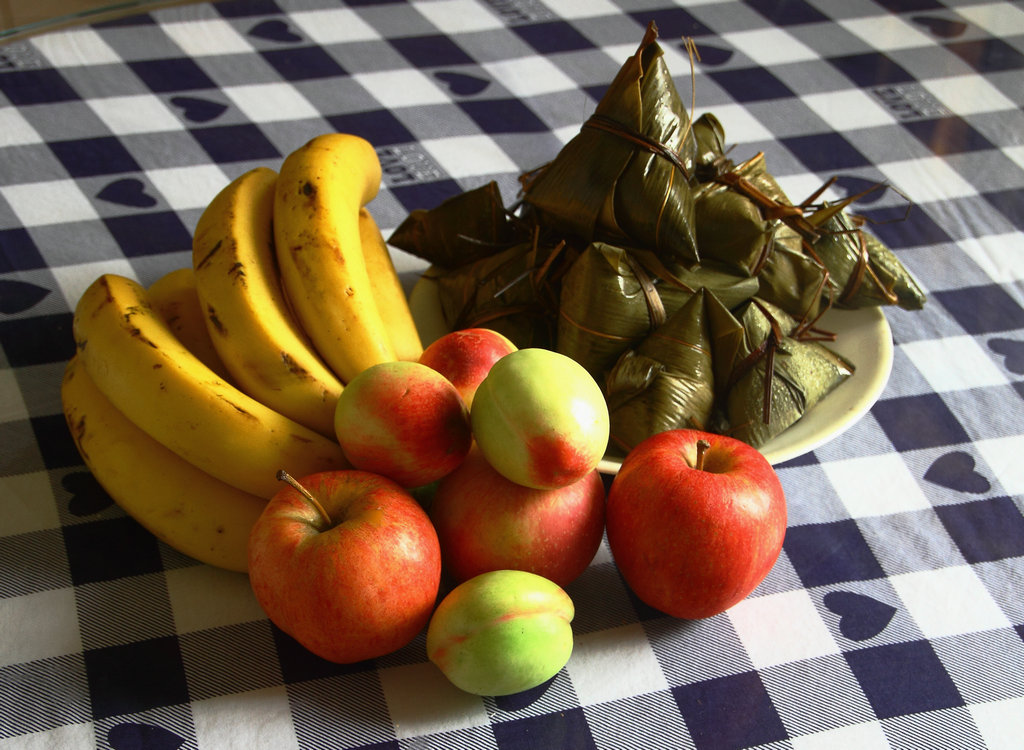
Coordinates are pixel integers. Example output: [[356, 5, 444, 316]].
[[781, 132, 871, 172], [32, 412, 82, 470], [214, 0, 282, 17], [326, 110, 414, 147], [103, 212, 193, 258], [933, 284, 1024, 335], [902, 117, 995, 155], [190, 124, 281, 163], [872, 394, 971, 451], [389, 35, 475, 68], [459, 98, 549, 134], [390, 179, 464, 213], [513, 21, 596, 54], [0, 278, 50, 314], [776, 449, 819, 468], [272, 624, 369, 683], [492, 706, 596, 750], [0, 228, 46, 273], [743, 0, 829, 26], [63, 516, 165, 586], [828, 53, 915, 87], [85, 637, 190, 719], [707, 67, 795, 103], [983, 189, 1024, 232], [873, 0, 945, 11], [49, 137, 141, 178], [673, 671, 788, 750], [858, 205, 951, 249], [844, 640, 963, 719], [261, 47, 347, 81], [629, 8, 714, 37], [784, 520, 887, 587], [129, 58, 217, 93], [0, 69, 79, 105], [0, 312, 75, 367], [946, 39, 1024, 73], [92, 11, 157, 28], [936, 496, 1024, 564]]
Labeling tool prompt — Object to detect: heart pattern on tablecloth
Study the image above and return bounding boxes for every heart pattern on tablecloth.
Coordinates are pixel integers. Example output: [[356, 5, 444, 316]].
[[97, 178, 158, 208], [0, 279, 50, 314], [63, 471, 114, 516], [435, 71, 490, 96], [988, 338, 1024, 374], [924, 451, 991, 494], [248, 19, 303, 43], [108, 722, 185, 750], [912, 15, 968, 38], [170, 95, 228, 123], [824, 591, 897, 641], [692, 43, 732, 66]]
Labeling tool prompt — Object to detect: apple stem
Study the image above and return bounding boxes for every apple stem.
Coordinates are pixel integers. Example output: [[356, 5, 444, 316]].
[[694, 439, 711, 472], [277, 470, 332, 526]]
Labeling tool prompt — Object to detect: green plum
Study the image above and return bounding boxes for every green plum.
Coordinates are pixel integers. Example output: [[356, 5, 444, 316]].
[[426, 569, 574, 696]]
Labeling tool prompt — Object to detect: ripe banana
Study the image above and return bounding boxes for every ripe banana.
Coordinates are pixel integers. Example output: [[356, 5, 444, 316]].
[[61, 355, 264, 572], [72, 273, 349, 499], [274, 133, 395, 383], [147, 267, 233, 382], [359, 207, 423, 362], [192, 167, 343, 437]]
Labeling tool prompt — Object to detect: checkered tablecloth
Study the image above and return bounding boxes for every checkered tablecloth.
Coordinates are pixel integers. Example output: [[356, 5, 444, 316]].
[[2, 0, 1024, 747]]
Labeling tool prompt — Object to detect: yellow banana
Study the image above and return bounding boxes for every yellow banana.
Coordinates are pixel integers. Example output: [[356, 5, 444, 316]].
[[273, 133, 395, 383], [147, 266, 233, 382], [72, 273, 349, 499], [61, 355, 264, 572], [192, 167, 343, 437], [359, 207, 423, 362]]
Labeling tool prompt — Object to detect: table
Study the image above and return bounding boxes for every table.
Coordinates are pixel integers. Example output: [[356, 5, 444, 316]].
[[2, 0, 1023, 747]]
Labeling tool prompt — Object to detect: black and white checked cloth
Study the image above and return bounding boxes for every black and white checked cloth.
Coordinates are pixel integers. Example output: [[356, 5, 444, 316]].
[[2, 0, 1024, 747]]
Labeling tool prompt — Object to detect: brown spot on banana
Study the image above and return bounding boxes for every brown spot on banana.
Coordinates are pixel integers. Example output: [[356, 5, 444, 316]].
[[207, 305, 226, 335], [228, 261, 246, 287], [280, 351, 310, 378], [195, 239, 222, 270], [216, 393, 258, 420]]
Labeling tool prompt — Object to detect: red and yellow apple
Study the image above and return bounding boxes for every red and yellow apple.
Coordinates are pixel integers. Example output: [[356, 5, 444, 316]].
[[334, 360, 472, 488], [605, 429, 787, 619], [426, 569, 574, 696], [248, 470, 442, 663], [418, 327, 517, 407], [430, 446, 605, 588], [470, 348, 609, 490]]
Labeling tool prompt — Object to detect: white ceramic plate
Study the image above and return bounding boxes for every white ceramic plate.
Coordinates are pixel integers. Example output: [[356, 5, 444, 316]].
[[409, 274, 893, 470]]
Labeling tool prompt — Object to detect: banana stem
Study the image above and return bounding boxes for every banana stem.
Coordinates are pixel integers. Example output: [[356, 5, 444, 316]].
[[277, 469, 332, 527]]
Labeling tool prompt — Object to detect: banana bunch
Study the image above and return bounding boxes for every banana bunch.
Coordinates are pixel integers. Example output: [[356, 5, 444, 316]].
[[61, 133, 424, 572]]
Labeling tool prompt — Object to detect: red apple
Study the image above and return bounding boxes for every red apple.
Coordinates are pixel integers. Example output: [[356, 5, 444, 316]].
[[248, 470, 442, 663], [605, 429, 786, 619], [334, 360, 472, 488], [418, 328, 518, 407], [430, 446, 606, 588]]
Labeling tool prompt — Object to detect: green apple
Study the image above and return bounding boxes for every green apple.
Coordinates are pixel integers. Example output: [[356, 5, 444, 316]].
[[426, 570, 574, 696]]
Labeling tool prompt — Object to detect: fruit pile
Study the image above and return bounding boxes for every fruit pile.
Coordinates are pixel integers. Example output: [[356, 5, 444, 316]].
[[62, 131, 787, 697]]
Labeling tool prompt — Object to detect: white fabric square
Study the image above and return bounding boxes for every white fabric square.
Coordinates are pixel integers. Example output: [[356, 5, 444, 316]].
[[421, 135, 520, 178], [147, 164, 231, 211], [890, 565, 1010, 639], [165, 566, 266, 634], [975, 436, 1024, 496], [923, 75, 1016, 116], [0, 368, 28, 424], [728, 590, 838, 670], [790, 720, 889, 750], [544, 0, 622, 19], [87, 94, 184, 136], [824, 453, 932, 519], [378, 661, 490, 739], [223, 83, 320, 124], [163, 19, 253, 57], [969, 695, 1024, 750], [721, 29, 817, 65], [1003, 145, 1024, 178], [52, 260, 138, 313], [878, 157, 979, 202], [802, 90, 896, 130], [30, 28, 121, 66], [0, 471, 59, 536], [840, 16, 935, 51], [695, 103, 774, 145], [415, 0, 503, 33], [956, 3, 1024, 37], [957, 233, 1024, 284], [567, 623, 668, 706], [290, 9, 380, 44], [1, 180, 99, 227], [0, 589, 82, 666], [484, 57, 578, 98], [192, 687, 299, 750], [0, 107, 42, 147], [354, 70, 450, 108], [0, 723, 94, 750], [900, 335, 1008, 393]]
